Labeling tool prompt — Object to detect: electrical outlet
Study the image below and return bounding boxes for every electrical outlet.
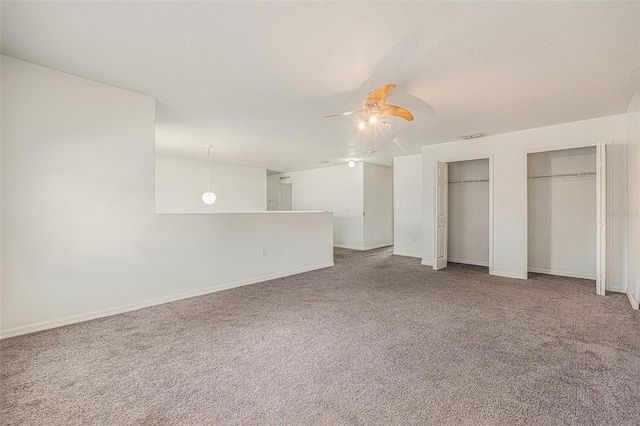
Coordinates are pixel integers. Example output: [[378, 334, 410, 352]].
[[413, 236, 416, 241], [262, 248, 267, 256]]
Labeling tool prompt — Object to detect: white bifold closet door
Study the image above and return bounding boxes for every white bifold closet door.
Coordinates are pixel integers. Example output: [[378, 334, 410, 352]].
[[527, 147, 597, 280], [434, 161, 448, 270]]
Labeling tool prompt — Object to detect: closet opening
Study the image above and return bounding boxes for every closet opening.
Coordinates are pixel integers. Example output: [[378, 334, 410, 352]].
[[447, 159, 490, 272], [433, 157, 492, 273], [527, 147, 599, 283]]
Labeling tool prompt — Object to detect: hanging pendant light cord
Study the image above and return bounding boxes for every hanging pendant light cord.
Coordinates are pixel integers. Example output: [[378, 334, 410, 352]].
[[207, 146, 211, 192]]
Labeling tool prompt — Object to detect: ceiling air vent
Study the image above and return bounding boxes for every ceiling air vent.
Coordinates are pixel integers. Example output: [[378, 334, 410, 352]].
[[461, 133, 485, 140]]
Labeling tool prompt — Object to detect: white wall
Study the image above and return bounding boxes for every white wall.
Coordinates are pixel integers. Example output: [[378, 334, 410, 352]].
[[268, 163, 365, 249], [0, 56, 334, 337], [0, 56, 3, 331], [447, 159, 490, 266], [527, 148, 596, 279], [363, 163, 393, 249], [608, 139, 628, 294], [268, 162, 394, 250], [419, 114, 627, 290], [155, 155, 266, 213], [627, 92, 640, 309], [393, 155, 422, 258]]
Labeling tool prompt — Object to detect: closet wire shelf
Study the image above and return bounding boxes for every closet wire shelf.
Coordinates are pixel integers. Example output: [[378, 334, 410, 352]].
[[448, 179, 489, 184], [449, 172, 596, 184], [527, 172, 596, 180]]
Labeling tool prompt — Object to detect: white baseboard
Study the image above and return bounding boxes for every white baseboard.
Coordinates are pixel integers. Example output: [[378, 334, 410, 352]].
[[627, 292, 639, 310], [334, 244, 364, 250], [448, 257, 489, 267], [420, 259, 433, 267], [491, 270, 527, 280], [606, 287, 627, 294], [393, 250, 422, 258], [0, 262, 335, 340], [334, 243, 393, 251], [527, 267, 595, 280], [364, 243, 394, 250]]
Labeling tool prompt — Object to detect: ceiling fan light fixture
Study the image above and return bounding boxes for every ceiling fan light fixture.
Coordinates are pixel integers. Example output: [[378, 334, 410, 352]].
[[324, 84, 414, 126]]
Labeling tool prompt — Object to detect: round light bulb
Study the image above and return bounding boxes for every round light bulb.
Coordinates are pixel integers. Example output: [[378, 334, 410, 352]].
[[358, 122, 366, 130], [202, 192, 217, 204], [369, 115, 378, 124], [348, 160, 356, 168]]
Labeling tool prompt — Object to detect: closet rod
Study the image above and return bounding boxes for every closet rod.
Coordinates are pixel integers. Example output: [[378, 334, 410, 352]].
[[527, 172, 596, 180], [448, 179, 489, 184]]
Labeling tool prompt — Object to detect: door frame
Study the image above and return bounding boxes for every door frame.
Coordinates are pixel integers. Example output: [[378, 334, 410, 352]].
[[523, 141, 609, 295], [433, 154, 494, 274]]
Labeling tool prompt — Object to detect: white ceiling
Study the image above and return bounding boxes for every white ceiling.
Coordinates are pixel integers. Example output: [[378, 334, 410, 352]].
[[2, 1, 639, 173]]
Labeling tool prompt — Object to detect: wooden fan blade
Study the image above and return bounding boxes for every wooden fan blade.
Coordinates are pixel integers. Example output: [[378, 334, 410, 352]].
[[365, 84, 396, 107], [382, 104, 414, 121], [325, 108, 366, 118]]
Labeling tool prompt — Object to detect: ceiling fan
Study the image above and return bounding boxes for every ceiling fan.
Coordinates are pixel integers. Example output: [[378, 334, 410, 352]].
[[325, 84, 414, 129]]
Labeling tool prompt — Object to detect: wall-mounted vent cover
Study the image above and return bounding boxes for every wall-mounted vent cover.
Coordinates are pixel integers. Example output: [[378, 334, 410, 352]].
[[461, 133, 485, 140]]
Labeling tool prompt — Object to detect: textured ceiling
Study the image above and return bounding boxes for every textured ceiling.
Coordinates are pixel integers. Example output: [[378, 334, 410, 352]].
[[2, 1, 639, 172]]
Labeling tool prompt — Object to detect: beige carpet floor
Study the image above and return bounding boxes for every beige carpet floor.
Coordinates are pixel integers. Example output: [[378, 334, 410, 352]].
[[1, 247, 639, 425]]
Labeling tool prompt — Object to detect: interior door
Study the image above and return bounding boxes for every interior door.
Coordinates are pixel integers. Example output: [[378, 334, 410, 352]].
[[595, 142, 607, 295], [434, 161, 448, 270], [280, 183, 293, 211]]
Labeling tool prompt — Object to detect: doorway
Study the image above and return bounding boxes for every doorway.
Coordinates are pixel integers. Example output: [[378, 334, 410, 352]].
[[280, 183, 293, 211], [525, 143, 607, 295], [433, 157, 493, 272], [527, 147, 596, 278], [447, 159, 490, 268]]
